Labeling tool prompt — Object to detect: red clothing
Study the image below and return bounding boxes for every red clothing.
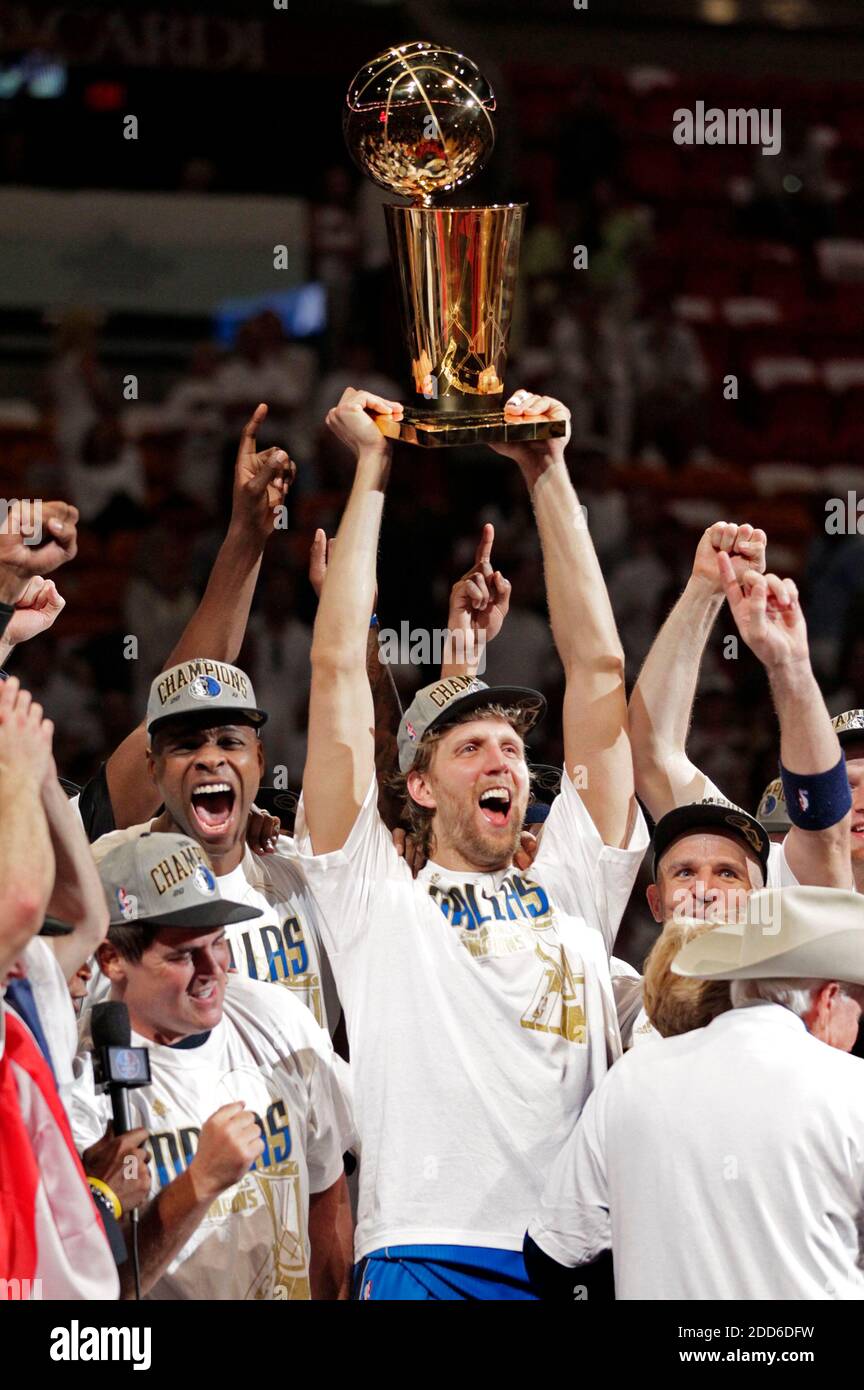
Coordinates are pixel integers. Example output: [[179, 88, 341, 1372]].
[[0, 1005, 118, 1299]]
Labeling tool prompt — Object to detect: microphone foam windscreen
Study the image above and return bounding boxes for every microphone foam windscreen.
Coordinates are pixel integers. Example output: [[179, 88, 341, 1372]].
[[91, 1000, 131, 1048]]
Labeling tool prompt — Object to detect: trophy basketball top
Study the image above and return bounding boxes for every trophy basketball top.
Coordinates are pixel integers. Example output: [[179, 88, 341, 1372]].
[[343, 41, 496, 204]]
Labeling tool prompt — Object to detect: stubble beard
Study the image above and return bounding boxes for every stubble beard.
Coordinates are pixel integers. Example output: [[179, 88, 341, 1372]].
[[433, 784, 524, 872]]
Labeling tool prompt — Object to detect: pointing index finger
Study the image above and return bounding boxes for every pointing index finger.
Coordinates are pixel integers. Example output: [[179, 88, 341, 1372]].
[[474, 522, 494, 572], [239, 403, 268, 457]]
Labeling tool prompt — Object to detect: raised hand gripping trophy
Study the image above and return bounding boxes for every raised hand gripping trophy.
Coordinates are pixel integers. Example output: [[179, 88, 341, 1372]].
[[344, 41, 567, 448]]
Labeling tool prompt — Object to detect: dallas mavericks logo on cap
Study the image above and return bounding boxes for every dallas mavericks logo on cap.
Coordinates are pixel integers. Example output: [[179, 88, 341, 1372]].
[[193, 863, 216, 895], [188, 675, 222, 701], [762, 793, 778, 815], [146, 658, 267, 736]]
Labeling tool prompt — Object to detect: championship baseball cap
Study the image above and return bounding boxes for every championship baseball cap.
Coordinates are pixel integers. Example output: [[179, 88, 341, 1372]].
[[833, 709, 864, 750], [756, 777, 791, 835], [396, 675, 546, 774], [98, 831, 263, 929], [651, 799, 771, 882], [146, 658, 267, 737]]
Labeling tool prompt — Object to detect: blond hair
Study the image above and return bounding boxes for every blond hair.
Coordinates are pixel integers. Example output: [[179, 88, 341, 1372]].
[[642, 919, 732, 1038]]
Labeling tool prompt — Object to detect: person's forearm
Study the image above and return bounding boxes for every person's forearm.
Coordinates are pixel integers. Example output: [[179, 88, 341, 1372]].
[[521, 453, 634, 845], [41, 774, 109, 978], [311, 449, 389, 672], [628, 575, 722, 817], [769, 657, 840, 774], [165, 524, 264, 668], [0, 769, 54, 975], [119, 1169, 212, 1299], [519, 455, 622, 675], [770, 655, 851, 886], [367, 627, 404, 829], [441, 629, 482, 679]]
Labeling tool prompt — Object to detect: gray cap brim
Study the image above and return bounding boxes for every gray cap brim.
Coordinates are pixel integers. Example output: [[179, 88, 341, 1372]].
[[110, 898, 262, 930], [148, 707, 267, 738]]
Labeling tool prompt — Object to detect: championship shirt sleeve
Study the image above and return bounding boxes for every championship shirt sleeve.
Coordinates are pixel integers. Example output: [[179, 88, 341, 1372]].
[[527, 1081, 612, 1270], [67, 1051, 111, 1154], [304, 1031, 356, 1193], [534, 766, 649, 953], [292, 775, 406, 955]]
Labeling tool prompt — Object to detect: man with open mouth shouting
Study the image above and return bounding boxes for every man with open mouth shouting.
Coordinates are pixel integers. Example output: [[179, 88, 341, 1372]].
[[91, 658, 339, 1035], [297, 386, 649, 1300]]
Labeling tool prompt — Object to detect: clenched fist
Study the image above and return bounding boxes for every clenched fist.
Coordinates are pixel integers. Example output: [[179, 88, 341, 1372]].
[[0, 500, 78, 603], [188, 1102, 265, 1203], [325, 387, 402, 458], [692, 521, 767, 593]]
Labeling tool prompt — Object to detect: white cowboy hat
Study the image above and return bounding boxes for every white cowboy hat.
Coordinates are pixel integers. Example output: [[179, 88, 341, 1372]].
[[670, 886, 864, 983]]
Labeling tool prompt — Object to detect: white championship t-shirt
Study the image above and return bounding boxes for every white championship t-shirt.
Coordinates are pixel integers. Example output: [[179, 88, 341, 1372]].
[[295, 767, 648, 1259], [70, 975, 352, 1301], [530, 1004, 864, 1299], [91, 825, 339, 1033]]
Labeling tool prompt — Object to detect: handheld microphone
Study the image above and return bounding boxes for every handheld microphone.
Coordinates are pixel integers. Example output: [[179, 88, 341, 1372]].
[[91, 1001, 150, 1298], [91, 1001, 151, 1135]]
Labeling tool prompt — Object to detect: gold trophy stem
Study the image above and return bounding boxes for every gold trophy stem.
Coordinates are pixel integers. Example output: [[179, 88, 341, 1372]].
[[378, 203, 565, 448]]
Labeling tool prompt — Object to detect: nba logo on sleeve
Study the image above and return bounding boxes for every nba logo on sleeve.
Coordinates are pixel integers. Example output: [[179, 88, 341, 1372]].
[[188, 676, 222, 701]]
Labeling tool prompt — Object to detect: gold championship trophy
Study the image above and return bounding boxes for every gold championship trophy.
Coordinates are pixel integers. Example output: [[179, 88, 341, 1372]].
[[344, 41, 567, 448]]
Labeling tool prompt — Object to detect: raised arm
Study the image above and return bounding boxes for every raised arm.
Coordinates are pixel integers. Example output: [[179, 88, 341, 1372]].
[[0, 677, 56, 977], [41, 769, 109, 981], [303, 388, 401, 855], [105, 404, 294, 827], [309, 527, 404, 830], [628, 522, 767, 820], [491, 390, 631, 847], [719, 552, 850, 887]]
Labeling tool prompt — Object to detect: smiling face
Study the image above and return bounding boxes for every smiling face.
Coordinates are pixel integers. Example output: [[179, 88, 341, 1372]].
[[647, 830, 764, 925], [98, 926, 231, 1045], [148, 719, 264, 869], [407, 715, 531, 872]]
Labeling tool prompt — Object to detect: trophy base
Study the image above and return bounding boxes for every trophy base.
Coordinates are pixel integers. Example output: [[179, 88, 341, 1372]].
[[373, 407, 568, 450]]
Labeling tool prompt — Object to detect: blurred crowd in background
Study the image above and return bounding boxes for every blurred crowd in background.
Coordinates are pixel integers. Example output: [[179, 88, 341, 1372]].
[[2, 59, 864, 957]]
